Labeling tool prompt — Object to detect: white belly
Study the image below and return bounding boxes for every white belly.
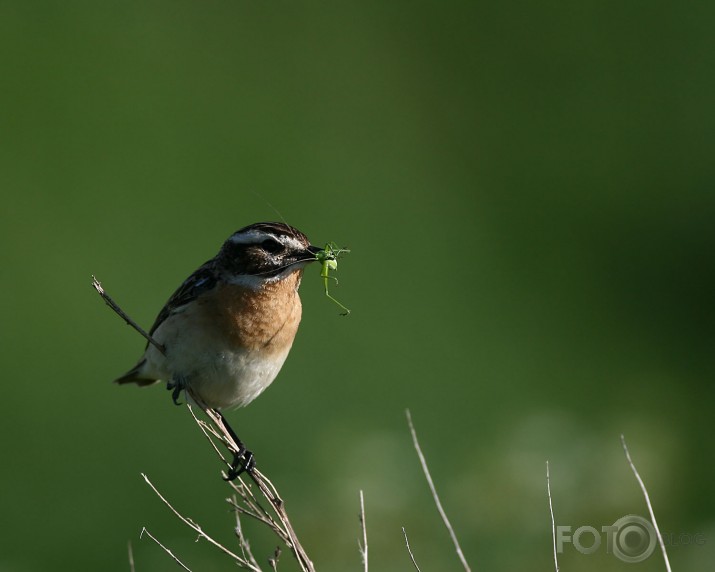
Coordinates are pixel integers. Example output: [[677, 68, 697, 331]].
[[183, 346, 290, 409], [143, 314, 293, 410]]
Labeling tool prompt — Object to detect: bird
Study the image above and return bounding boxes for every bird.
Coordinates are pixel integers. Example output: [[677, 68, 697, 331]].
[[114, 222, 321, 478]]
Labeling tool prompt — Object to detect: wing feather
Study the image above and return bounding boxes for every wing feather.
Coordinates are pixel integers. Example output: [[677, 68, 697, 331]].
[[149, 260, 218, 337]]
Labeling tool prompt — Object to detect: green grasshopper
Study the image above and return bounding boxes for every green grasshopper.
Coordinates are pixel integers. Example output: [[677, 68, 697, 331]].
[[315, 242, 351, 315]]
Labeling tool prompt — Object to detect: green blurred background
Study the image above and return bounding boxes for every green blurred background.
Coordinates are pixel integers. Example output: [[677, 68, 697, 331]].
[[1, 1, 714, 570]]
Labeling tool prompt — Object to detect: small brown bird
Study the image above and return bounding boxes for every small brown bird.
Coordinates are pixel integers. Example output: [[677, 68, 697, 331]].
[[115, 222, 320, 477]]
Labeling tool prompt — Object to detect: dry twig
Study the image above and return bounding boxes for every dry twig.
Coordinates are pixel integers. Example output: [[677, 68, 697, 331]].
[[406, 409, 472, 572], [127, 540, 136, 572], [546, 461, 559, 572], [139, 406, 315, 572], [140, 527, 192, 571], [188, 405, 315, 572], [232, 494, 262, 570], [401, 527, 422, 572], [142, 474, 250, 566], [268, 547, 282, 571], [91, 276, 165, 354], [358, 490, 368, 572], [620, 435, 671, 572]]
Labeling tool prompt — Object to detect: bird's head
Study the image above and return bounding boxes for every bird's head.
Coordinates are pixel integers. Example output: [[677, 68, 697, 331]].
[[216, 222, 321, 287]]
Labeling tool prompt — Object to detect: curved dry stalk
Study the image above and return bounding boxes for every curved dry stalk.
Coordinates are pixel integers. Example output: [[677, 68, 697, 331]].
[[621, 435, 672, 572], [546, 461, 559, 572], [401, 527, 422, 572], [406, 409, 472, 572]]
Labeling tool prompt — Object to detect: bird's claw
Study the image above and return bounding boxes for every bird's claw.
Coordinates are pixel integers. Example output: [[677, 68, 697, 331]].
[[166, 380, 183, 405], [224, 449, 256, 481]]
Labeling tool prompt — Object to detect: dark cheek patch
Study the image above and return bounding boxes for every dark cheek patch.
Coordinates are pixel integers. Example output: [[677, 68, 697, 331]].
[[230, 246, 272, 276]]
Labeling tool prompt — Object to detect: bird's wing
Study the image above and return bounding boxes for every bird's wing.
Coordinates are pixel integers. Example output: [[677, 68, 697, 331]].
[[148, 259, 218, 338], [115, 260, 218, 385]]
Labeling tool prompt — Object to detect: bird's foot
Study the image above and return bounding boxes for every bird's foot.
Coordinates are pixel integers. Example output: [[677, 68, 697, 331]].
[[224, 448, 256, 481], [166, 379, 184, 405]]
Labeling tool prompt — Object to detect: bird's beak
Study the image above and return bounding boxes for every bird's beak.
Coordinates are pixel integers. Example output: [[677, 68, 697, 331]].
[[302, 245, 322, 262]]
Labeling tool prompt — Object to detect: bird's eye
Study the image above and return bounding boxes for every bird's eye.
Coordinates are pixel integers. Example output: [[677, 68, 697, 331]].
[[261, 238, 284, 254]]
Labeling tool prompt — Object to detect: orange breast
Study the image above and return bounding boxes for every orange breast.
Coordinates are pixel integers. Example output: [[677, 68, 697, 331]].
[[199, 272, 303, 356]]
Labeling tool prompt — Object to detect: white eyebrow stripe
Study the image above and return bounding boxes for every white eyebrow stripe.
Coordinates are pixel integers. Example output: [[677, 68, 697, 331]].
[[228, 230, 269, 244]]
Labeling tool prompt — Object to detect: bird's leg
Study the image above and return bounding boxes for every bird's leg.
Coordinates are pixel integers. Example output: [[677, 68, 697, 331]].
[[216, 410, 256, 480]]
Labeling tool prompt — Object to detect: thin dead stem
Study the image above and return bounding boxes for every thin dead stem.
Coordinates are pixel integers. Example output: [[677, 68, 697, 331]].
[[268, 547, 282, 571], [127, 540, 136, 572], [140, 527, 192, 571], [358, 490, 368, 572], [189, 404, 315, 572], [91, 276, 165, 354], [546, 461, 559, 572], [401, 527, 422, 572], [142, 474, 250, 566], [406, 409, 472, 572], [232, 494, 262, 570], [620, 435, 672, 572]]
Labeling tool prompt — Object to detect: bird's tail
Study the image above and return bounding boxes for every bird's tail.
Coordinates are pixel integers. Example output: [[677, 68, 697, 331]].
[[114, 359, 159, 387]]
